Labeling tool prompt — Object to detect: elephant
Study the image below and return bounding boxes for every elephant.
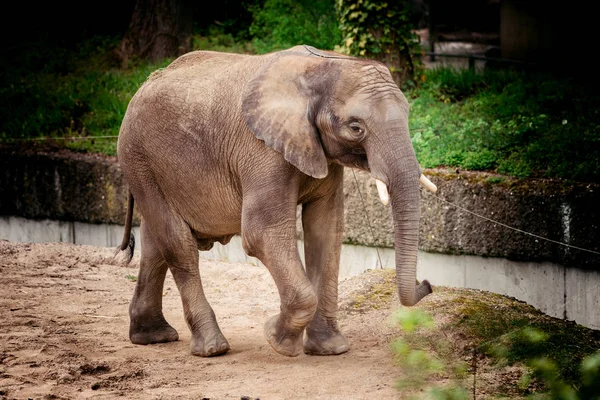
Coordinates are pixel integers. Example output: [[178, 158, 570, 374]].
[[115, 44, 437, 358]]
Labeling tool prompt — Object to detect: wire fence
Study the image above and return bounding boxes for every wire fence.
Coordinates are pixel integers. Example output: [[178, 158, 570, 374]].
[[422, 51, 538, 71]]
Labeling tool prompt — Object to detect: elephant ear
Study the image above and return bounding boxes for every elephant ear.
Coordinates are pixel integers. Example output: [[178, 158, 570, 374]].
[[242, 53, 329, 179]]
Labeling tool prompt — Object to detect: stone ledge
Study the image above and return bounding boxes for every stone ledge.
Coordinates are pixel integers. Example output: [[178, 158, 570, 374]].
[[1, 147, 598, 269], [417, 171, 599, 269]]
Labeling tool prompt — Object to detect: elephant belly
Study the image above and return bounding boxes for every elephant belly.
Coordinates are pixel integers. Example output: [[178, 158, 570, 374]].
[[168, 178, 243, 239], [140, 142, 244, 238]]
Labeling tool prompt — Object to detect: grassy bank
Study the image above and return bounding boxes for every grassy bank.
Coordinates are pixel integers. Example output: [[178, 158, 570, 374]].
[[352, 269, 600, 398], [1, 33, 598, 183]]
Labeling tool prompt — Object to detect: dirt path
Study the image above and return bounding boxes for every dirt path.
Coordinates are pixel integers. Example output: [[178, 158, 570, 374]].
[[0, 240, 413, 399]]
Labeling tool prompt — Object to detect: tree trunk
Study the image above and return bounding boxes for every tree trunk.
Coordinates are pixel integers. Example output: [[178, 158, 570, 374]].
[[117, 0, 193, 65], [368, 28, 417, 89]]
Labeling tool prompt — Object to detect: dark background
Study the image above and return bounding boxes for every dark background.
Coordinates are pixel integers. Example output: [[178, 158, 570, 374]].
[[2, 0, 502, 47]]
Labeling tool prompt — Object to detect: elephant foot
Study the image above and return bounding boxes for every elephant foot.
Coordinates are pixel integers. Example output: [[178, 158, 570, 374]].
[[264, 314, 304, 357], [303, 329, 349, 355], [190, 330, 230, 357], [130, 321, 179, 345]]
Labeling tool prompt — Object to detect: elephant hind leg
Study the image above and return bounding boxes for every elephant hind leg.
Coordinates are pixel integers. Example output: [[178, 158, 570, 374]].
[[129, 221, 179, 345], [154, 211, 230, 357], [131, 191, 229, 357]]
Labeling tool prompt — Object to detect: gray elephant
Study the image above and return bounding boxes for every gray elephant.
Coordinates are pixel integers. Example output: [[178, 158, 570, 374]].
[[115, 45, 437, 358]]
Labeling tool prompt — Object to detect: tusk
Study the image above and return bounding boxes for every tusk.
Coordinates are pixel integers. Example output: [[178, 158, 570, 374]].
[[419, 174, 437, 193], [375, 179, 389, 205]]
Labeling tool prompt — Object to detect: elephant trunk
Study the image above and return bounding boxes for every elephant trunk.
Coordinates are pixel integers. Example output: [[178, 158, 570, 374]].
[[365, 116, 433, 306], [382, 156, 432, 307], [387, 170, 432, 306]]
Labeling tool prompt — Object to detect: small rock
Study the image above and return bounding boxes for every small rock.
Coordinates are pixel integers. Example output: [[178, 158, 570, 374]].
[[57, 373, 76, 384]]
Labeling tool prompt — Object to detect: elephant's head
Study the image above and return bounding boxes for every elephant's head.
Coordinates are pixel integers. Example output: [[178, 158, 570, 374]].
[[242, 45, 435, 306]]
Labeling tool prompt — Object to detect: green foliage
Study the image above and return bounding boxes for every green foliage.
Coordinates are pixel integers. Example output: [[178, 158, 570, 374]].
[[125, 274, 137, 282], [580, 352, 600, 399], [395, 291, 600, 398], [192, 26, 255, 54], [336, 0, 423, 87], [408, 66, 600, 182], [488, 328, 600, 399], [64, 137, 119, 156], [0, 36, 169, 154], [248, 0, 341, 53], [1, 17, 599, 183], [393, 309, 470, 399], [394, 308, 435, 332], [426, 387, 470, 400]]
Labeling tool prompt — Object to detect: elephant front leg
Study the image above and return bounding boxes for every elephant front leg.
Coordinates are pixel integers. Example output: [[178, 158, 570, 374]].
[[302, 175, 349, 355], [242, 190, 318, 357]]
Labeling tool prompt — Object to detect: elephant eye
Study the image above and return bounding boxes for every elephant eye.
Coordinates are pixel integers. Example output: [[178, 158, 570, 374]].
[[349, 122, 364, 135]]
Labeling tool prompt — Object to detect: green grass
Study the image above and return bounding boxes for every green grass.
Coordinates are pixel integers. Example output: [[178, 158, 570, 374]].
[[408, 67, 600, 182], [0, 36, 171, 156], [1, 32, 598, 183]]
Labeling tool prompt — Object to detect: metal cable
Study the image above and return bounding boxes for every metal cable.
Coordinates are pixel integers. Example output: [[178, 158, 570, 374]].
[[421, 187, 600, 256], [3, 135, 118, 141], [351, 169, 386, 269]]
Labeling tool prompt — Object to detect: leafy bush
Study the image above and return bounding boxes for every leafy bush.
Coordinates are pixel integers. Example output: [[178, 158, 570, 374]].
[[336, 0, 422, 88], [451, 294, 600, 396], [248, 0, 341, 53], [392, 309, 470, 399], [487, 327, 600, 399]]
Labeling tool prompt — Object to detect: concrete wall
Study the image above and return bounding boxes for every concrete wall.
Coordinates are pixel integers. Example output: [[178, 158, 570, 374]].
[[1, 148, 599, 329]]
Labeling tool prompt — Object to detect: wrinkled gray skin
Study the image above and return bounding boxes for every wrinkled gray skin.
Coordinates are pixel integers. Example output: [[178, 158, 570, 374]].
[[116, 45, 432, 358]]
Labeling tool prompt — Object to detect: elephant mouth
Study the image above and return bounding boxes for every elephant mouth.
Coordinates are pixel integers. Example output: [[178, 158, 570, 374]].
[[334, 150, 369, 171]]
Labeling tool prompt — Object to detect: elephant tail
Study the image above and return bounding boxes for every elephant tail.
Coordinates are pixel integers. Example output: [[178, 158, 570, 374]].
[[114, 191, 136, 266]]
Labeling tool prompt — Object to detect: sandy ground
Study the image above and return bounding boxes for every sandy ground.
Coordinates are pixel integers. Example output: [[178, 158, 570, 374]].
[[0, 240, 419, 400]]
